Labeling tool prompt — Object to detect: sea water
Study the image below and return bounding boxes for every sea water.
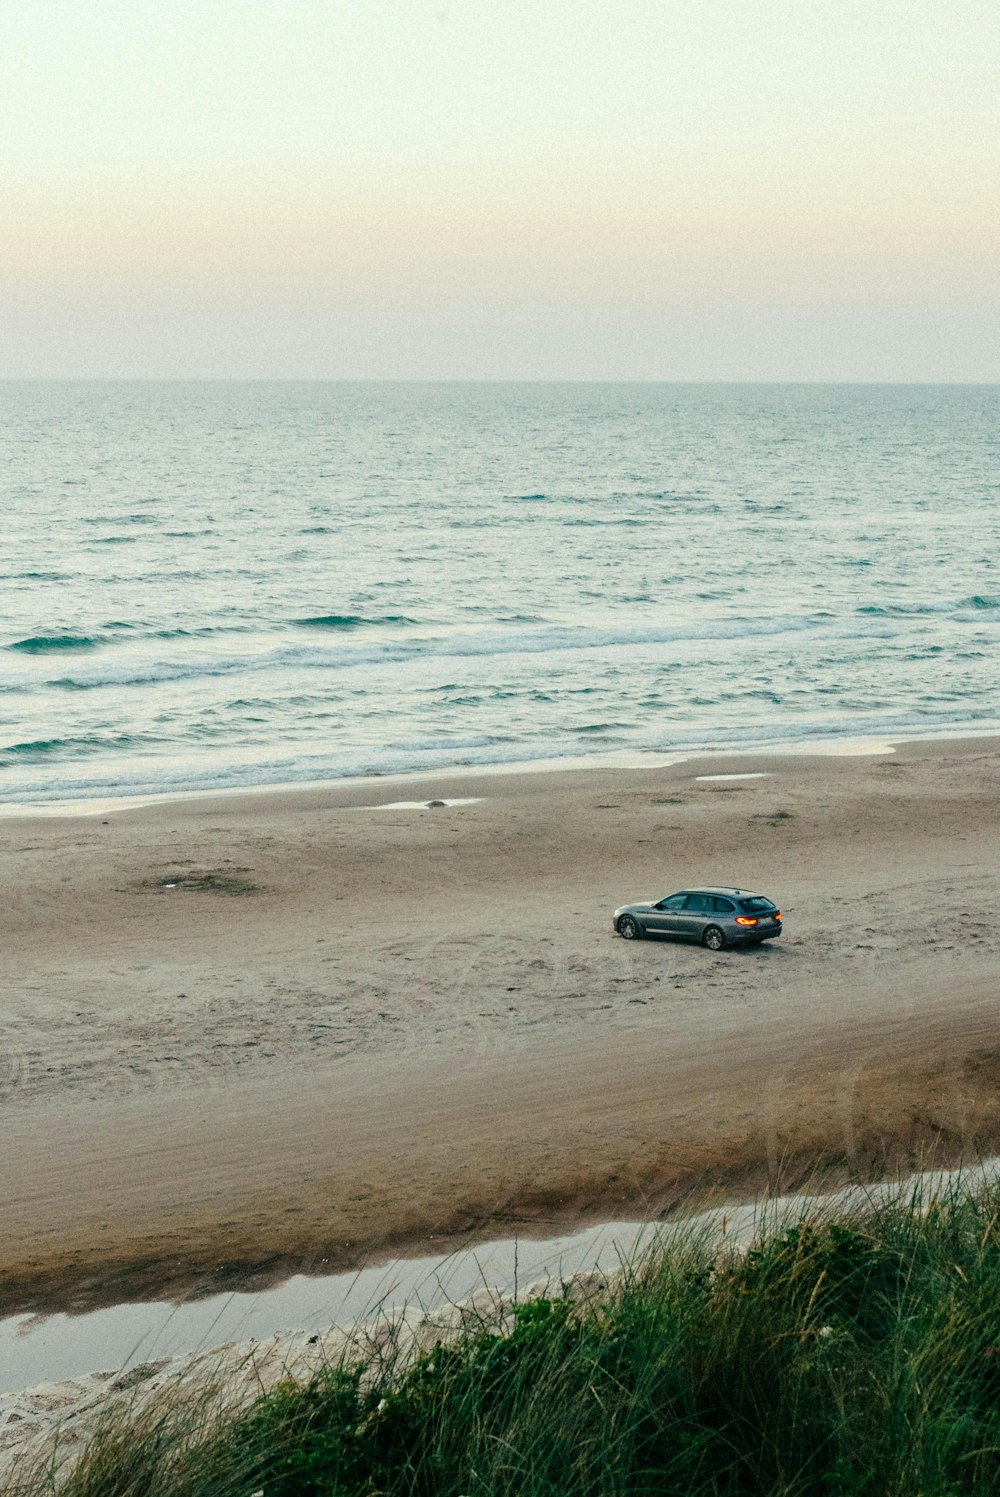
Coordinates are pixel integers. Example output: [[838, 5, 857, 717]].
[[2, 381, 998, 806]]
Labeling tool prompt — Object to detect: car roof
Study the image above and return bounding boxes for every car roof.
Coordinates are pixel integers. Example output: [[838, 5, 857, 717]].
[[686, 886, 763, 898]]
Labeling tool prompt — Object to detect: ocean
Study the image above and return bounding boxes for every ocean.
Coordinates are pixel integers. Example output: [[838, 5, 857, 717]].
[[2, 381, 998, 807]]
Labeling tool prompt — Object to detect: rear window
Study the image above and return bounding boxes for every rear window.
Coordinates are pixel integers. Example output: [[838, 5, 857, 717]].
[[740, 897, 776, 913], [710, 897, 735, 914]]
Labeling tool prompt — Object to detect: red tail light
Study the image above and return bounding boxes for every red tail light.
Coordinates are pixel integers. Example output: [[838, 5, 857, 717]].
[[774, 911, 782, 921], [734, 915, 758, 926]]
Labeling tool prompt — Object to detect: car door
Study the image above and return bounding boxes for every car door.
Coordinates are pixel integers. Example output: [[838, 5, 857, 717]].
[[675, 891, 711, 940], [646, 892, 690, 936], [710, 896, 736, 931]]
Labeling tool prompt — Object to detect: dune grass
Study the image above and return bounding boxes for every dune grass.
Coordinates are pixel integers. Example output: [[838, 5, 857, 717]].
[[13, 1177, 1000, 1496]]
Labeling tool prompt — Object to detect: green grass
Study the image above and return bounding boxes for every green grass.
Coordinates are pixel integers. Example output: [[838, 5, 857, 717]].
[[13, 1177, 1000, 1496]]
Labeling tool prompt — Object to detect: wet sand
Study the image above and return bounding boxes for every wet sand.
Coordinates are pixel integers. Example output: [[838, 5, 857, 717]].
[[1, 737, 998, 1313]]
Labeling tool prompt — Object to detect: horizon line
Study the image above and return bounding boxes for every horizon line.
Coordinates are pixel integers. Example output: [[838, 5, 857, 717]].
[[3, 377, 999, 387]]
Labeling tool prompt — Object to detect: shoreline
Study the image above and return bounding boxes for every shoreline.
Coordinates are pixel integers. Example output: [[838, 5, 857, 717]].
[[1, 734, 998, 1318], [4, 724, 1000, 821]]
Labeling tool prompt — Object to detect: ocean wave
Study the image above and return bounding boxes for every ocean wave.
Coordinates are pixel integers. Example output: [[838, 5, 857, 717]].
[[562, 517, 646, 527], [857, 603, 935, 617], [152, 625, 256, 640], [1, 738, 71, 758], [857, 595, 1000, 619], [40, 614, 828, 691], [6, 634, 105, 655], [0, 571, 68, 582], [1, 732, 143, 760], [966, 595, 1000, 610], [292, 614, 417, 630], [82, 514, 158, 526]]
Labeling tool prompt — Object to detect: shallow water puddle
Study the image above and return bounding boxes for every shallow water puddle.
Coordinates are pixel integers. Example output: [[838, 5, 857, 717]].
[[368, 797, 482, 810], [695, 772, 773, 781], [0, 1223, 646, 1394]]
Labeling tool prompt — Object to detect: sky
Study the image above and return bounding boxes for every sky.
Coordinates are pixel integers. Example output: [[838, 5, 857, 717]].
[[2, 0, 998, 379]]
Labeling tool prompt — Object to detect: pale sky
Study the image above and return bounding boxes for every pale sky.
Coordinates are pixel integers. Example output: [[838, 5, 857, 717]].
[[2, 0, 998, 379]]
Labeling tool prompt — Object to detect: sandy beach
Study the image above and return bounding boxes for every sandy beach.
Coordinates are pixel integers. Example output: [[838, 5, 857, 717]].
[[1, 736, 998, 1315]]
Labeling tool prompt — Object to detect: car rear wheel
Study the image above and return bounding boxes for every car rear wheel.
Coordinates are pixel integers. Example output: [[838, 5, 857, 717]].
[[703, 924, 725, 951], [617, 915, 642, 940]]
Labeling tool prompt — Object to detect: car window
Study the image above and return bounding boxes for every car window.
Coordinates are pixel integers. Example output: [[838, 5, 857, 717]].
[[710, 897, 735, 914], [683, 893, 710, 913], [659, 893, 688, 910], [740, 897, 776, 913]]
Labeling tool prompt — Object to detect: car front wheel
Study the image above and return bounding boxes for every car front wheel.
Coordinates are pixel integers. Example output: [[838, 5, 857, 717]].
[[703, 924, 725, 951], [617, 915, 643, 940]]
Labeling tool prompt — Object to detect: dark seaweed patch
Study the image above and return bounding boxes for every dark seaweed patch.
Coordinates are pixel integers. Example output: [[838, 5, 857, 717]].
[[148, 868, 259, 896]]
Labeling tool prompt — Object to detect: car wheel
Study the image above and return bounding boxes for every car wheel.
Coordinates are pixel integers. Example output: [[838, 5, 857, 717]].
[[617, 915, 643, 940], [703, 924, 725, 951]]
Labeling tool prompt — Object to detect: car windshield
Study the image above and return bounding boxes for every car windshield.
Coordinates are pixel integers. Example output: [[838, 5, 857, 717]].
[[739, 897, 776, 913]]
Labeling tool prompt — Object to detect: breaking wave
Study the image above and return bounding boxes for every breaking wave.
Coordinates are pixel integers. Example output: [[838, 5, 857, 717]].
[[6, 634, 105, 655], [292, 614, 417, 630]]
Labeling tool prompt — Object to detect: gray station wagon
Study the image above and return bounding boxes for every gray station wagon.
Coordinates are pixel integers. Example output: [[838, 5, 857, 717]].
[[613, 887, 782, 950]]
